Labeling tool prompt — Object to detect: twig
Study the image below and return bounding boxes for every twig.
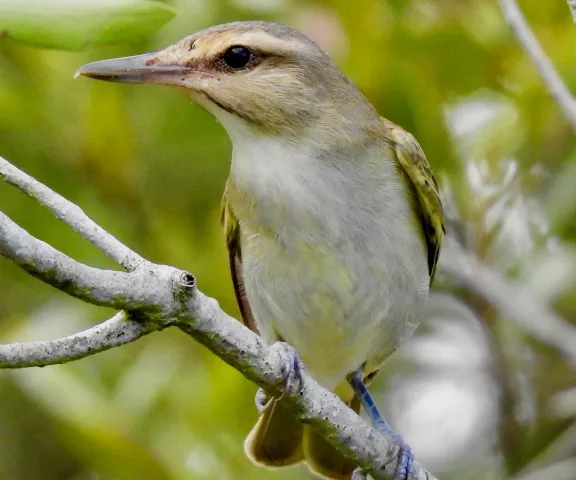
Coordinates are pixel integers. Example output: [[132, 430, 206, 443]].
[[0, 156, 146, 270], [0, 312, 157, 368], [500, 0, 576, 129], [0, 212, 178, 313], [567, 0, 576, 24], [439, 237, 576, 366]]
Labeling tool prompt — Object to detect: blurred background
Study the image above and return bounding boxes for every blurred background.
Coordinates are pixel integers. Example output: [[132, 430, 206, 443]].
[[1, 0, 576, 479]]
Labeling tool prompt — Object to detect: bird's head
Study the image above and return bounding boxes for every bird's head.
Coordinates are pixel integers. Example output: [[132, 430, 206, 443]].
[[76, 21, 377, 140]]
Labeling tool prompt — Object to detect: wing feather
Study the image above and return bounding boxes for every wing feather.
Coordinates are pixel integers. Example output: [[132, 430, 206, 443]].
[[221, 185, 259, 333], [382, 118, 445, 282]]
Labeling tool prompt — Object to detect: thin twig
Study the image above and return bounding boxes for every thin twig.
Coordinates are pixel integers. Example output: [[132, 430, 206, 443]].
[[0, 212, 177, 313], [567, 0, 576, 24], [0, 312, 158, 368], [0, 156, 146, 270], [500, 0, 576, 129], [439, 237, 576, 366]]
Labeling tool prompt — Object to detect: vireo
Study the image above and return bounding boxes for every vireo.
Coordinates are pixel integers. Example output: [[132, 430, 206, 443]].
[[76, 21, 445, 480]]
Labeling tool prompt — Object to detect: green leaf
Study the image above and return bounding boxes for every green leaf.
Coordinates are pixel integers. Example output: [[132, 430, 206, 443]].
[[0, 0, 175, 51]]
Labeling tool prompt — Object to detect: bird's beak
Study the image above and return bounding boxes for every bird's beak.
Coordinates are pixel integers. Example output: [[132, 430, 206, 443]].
[[74, 52, 193, 86]]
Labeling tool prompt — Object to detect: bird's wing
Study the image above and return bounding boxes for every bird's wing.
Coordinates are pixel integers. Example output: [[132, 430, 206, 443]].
[[382, 118, 445, 282], [221, 184, 259, 333]]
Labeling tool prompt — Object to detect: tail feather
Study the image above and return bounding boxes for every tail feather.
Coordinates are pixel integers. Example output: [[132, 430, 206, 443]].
[[303, 428, 358, 480], [244, 399, 304, 467], [303, 395, 360, 479], [244, 395, 360, 478]]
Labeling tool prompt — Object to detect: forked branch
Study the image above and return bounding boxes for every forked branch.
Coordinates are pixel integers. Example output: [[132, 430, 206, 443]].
[[0, 312, 155, 368], [501, 0, 576, 129]]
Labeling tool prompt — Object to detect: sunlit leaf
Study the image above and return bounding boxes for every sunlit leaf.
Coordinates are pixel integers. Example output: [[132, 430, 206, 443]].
[[0, 0, 175, 50]]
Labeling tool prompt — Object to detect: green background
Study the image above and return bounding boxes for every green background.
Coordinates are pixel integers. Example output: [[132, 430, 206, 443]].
[[1, 1, 575, 479]]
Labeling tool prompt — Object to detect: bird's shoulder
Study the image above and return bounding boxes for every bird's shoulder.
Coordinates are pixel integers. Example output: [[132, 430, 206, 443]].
[[220, 183, 239, 252]]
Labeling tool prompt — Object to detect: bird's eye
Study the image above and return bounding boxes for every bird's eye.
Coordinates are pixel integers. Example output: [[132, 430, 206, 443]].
[[222, 46, 253, 70]]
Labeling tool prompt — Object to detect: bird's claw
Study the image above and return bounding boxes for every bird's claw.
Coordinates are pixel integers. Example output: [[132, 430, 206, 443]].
[[350, 434, 413, 480], [269, 341, 305, 398], [254, 343, 304, 415], [254, 388, 273, 414], [394, 440, 414, 480], [374, 425, 413, 480]]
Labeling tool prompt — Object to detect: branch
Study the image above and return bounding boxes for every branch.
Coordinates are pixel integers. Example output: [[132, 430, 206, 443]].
[[567, 0, 576, 24], [175, 300, 436, 480], [0, 312, 157, 368], [439, 237, 576, 366], [500, 0, 576, 129], [0, 211, 179, 313], [0, 154, 438, 480], [0, 156, 146, 270]]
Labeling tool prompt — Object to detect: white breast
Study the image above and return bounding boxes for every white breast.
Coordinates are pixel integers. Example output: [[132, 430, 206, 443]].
[[219, 110, 430, 391]]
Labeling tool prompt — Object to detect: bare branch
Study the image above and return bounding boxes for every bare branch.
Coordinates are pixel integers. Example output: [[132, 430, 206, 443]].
[[500, 0, 576, 129], [567, 0, 576, 24], [0, 211, 181, 313], [0, 312, 158, 368], [440, 237, 576, 366], [0, 156, 146, 270]]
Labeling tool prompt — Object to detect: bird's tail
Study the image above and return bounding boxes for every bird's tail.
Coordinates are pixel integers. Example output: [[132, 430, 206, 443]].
[[244, 399, 304, 467], [244, 395, 360, 479]]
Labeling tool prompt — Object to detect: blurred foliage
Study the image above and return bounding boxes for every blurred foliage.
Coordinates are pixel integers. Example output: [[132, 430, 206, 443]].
[[0, 0, 175, 50], [1, 0, 576, 479]]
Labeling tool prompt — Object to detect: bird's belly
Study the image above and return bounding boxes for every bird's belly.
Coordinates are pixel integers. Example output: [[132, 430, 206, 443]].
[[240, 229, 427, 391]]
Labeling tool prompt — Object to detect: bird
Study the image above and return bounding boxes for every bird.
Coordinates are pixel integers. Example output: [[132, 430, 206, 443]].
[[76, 21, 445, 480]]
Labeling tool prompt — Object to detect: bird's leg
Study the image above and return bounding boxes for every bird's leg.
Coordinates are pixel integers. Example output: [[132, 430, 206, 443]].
[[254, 342, 305, 413], [347, 369, 414, 480]]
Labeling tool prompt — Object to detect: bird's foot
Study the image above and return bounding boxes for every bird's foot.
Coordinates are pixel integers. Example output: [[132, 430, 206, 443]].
[[371, 419, 413, 480], [268, 341, 305, 398], [254, 343, 304, 415], [350, 426, 413, 480]]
